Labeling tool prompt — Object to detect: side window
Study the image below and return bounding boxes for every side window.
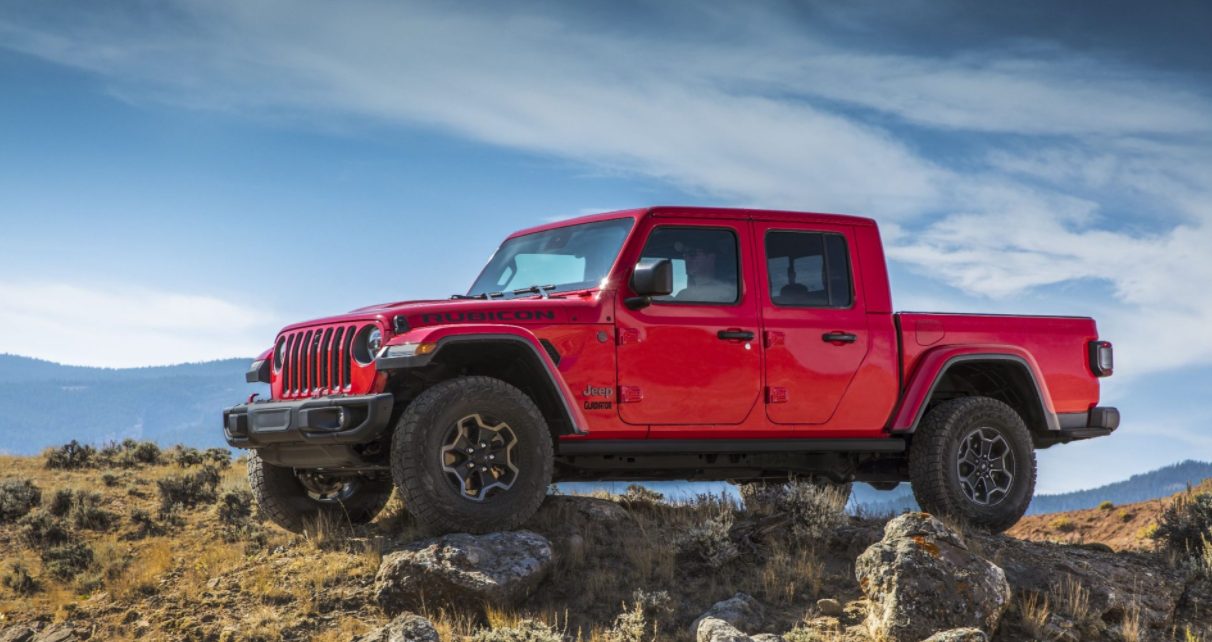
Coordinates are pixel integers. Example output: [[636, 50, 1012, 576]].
[[638, 227, 740, 304], [766, 231, 853, 307]]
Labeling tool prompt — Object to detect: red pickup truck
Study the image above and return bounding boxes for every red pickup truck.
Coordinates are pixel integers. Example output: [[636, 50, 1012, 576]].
[[225, 206, 1118, 534]]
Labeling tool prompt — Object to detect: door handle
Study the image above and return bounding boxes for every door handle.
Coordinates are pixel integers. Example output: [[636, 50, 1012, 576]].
[[718, 330, 756, 341], [822, 332, 858, 344]]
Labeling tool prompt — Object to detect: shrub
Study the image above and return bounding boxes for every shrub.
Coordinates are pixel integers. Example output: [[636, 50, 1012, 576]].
[[156, 465, 221, 512], [676, 509, 738, 568], [2, 562, 39, 596], [101, 473, 120, 487], [621, 484, 664, 509], [777, 482, 848, 540], [468, 620, 564, 642], [127, 508, 164, 539], [48, 489, 75, 517], [1099, 501, 1115, 510], [0, 479, 42, 522], [126, 441, 162, 465], [167, 445, 204, 468], [1118, 509, 1134, 522], [18, 510, 71, 549], [215, 488, 253, 524], [203, 448, 233, 468], [41, 542, 94, 581], [1049, 516, 1076, 533], [44, 440, 95, 470], [1152, 492, 1212, 557], [68, 491, 116, 531], [603, 589, 674, 642]]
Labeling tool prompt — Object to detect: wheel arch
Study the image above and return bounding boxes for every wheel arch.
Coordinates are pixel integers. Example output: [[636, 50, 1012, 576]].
[[891, 347, 1059, 434], [377, 326, 587, 437]]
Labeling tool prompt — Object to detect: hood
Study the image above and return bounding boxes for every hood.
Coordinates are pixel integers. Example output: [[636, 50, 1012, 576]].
[[278, 292, 606, 335]]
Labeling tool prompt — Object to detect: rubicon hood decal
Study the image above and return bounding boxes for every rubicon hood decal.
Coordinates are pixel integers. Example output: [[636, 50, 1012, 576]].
[[416, 310, 557, 325]]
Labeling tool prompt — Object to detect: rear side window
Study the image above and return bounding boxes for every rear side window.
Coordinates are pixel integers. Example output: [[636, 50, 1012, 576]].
[[765, 231, 853, 308]]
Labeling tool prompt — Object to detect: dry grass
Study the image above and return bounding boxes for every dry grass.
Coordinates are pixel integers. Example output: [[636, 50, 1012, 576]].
[[1017, 591, 1050, 639]]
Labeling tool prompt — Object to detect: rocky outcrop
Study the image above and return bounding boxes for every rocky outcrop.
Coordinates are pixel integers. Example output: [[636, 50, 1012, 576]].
[[691, 593, 765, 637], [855, 513, 1010, 642], [352, 613, 439, 642], [973, 531, 1189, 630], [373, 530, 553, 615]]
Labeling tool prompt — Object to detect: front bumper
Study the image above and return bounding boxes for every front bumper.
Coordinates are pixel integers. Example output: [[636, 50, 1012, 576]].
[[223, 393, 394, 449]]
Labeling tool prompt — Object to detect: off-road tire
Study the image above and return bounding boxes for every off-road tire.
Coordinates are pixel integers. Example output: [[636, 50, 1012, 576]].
[[390, 376, 554, 534], [908, 396, 1036, 533], [247, 451, 394, 533]]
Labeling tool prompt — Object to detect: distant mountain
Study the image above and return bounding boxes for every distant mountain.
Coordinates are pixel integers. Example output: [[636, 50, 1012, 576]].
[[854, 459, 1212, 516], [0, 354, 265, 454]]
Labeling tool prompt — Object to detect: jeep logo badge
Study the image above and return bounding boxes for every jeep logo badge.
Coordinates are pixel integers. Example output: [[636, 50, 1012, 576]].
[[582, 384, 614, 411]]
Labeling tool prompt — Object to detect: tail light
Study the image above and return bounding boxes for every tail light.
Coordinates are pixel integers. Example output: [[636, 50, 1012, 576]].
[[1089, 341, 1114, 377]]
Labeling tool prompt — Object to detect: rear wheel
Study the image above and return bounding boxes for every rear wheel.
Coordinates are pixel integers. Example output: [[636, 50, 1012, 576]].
[[908, 396, 1036, 533], [247, 451, 393, 533], [391, 376, 553, 534]]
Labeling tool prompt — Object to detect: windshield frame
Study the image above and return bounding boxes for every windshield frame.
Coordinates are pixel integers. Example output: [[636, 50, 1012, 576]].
[[467, 215, 639, 299]]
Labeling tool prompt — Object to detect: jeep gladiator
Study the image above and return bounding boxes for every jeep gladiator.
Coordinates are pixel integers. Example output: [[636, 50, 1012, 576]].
[[224, 206, 1118, 534]]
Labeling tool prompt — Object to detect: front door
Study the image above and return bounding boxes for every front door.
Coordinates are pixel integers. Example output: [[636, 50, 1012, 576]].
[[756, 222, 870, 425], [614, 219, 762, 429]]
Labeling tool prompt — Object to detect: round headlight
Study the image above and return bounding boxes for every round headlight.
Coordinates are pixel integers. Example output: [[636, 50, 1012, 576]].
[[273, 337, 286, 372], [367, 328, 382, 358]]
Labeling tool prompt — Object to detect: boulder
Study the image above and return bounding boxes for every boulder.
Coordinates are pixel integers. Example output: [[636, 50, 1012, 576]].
[[0, 627, 34, 642], [31, 626, 76, 642], [921, 629, 988, 642], [374, 530, 553, 614], [353, 613, 439, 642], [694, 617, 749, 642], [816, 598, 844, 617], [546, 496, 631, 522], [855, 513, 1010, 642], [691, 593, 765, 636]]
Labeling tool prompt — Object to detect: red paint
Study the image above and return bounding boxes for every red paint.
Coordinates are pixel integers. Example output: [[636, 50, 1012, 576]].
[[258, 206, 1111, 443]]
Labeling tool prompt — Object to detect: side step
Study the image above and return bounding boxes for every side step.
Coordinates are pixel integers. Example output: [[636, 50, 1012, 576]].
[[557, 438, 907, 457]]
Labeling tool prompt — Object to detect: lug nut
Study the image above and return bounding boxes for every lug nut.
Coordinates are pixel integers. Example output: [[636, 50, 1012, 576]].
[[488, 455, 495, 460], [480, 442, 487, 448], [467, 447, 474, 453], [480, 466, 488, 472]]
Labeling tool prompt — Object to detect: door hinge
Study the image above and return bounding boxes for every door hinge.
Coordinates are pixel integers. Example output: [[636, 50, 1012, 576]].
[[618, 386, 644, 403], [766, 386, 788, 404], [618, 328, 642, 345]]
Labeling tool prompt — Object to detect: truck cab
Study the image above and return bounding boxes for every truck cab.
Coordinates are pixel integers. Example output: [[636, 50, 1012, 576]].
[[226, 206, 1118, 534]]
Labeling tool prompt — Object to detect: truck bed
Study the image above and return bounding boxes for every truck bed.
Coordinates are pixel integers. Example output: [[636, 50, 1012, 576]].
[[895, 312, 1101, 414]]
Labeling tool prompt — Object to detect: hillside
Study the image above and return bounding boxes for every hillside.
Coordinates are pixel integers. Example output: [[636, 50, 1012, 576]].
[[0, 355, 264, 455], [1, 445, 1210, 642], [854, 460, 1212, 517]]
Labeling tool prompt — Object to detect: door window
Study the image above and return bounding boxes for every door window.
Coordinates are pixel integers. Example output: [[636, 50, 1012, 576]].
[[639, 227, 740, 304], [765, 231, 853, 307]]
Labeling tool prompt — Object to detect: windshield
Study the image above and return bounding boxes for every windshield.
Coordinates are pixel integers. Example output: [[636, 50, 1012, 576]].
[[468, 218, 635, 297]]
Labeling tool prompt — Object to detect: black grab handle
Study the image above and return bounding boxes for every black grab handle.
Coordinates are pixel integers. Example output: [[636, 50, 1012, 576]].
[[822, 332, 858, 343], [718, 330, 756, 341]]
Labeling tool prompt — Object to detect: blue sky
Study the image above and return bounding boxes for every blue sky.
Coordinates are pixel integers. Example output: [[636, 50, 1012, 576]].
[[1, 0, 1210, 492]]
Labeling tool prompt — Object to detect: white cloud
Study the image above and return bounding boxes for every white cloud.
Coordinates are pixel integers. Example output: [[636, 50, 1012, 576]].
[[0, 281, 279, 367]]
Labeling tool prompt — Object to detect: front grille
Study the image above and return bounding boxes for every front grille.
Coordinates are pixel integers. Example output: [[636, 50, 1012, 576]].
[[278, 323, 365, 398]]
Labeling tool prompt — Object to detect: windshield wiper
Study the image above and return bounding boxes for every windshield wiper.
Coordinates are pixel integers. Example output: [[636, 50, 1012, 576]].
[[450, 293, 488, 300], [511, 284, 557, 299]]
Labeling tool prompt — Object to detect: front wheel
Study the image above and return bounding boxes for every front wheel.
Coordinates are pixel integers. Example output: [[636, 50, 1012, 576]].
[[908, 397, 1036, 533], [391, 376, 554, 534], [247, 451, 394, 533]]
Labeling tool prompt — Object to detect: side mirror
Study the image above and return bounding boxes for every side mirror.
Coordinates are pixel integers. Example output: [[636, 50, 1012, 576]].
[[626, 258, 673, 310]]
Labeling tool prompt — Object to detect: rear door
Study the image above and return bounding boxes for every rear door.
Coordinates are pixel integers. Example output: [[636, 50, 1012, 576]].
[[614, 218, 762, 429], [755, 221, 870, 425]]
